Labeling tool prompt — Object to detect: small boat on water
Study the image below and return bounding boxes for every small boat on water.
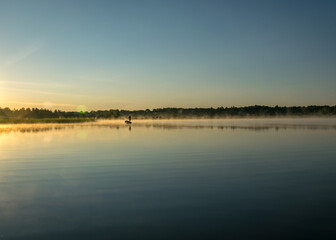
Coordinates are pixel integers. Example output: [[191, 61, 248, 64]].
[[125, 115, 132, 124]]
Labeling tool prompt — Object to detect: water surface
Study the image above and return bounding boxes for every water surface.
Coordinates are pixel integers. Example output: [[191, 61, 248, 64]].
[[1, 119, 336, 239]]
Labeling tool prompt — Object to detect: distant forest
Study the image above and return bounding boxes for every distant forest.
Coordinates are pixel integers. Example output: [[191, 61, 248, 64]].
[[1, 105, 336, 119]]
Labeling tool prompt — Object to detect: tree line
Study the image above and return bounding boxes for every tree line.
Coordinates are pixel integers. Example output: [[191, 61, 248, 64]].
[[1, 105, 335, 119]]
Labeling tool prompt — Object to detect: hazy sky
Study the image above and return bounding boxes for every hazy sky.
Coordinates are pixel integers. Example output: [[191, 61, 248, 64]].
[[0, 0, 335, 110]]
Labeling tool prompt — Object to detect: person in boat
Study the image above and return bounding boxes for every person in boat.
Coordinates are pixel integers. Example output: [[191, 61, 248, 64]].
[[128, 115, 131, 122]]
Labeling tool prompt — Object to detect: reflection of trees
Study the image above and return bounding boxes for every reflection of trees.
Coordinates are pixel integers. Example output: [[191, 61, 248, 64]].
[[133, 123, 336, 131], [0, 122, 335, 135]]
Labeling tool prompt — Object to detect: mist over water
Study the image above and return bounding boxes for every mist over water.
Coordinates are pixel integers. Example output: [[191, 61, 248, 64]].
[[0, 119, 336, 239], [1, 118, 336, 134]]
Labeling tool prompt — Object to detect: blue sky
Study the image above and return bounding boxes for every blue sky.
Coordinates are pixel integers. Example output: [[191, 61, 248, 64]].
[[0, 0, 335, 110]]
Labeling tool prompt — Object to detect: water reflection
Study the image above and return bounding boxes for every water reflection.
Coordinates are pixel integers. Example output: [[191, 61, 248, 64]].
[[0, 119, 336, 135], [0, 119, 336, 239]]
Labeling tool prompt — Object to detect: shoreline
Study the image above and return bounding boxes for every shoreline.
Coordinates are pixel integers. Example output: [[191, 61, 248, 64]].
[[0, 118, 95, 124], [1, 116, 336, 125]]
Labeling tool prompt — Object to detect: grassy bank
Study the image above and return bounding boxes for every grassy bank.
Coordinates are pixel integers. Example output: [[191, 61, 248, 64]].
[[0, 118, 95, 124]]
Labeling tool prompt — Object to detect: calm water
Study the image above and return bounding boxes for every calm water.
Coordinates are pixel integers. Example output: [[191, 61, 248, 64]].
[[0, 119, 336, 239]]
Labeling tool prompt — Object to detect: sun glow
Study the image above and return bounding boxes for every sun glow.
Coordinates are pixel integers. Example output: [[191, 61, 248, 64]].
[[77, 105, 87, 113]]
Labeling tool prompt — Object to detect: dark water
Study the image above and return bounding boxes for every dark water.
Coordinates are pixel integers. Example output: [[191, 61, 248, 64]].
[[0, 119, 336, 239]]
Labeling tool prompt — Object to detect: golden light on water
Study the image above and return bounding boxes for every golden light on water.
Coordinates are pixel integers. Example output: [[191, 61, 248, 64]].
[[77, 130, 88, 140]]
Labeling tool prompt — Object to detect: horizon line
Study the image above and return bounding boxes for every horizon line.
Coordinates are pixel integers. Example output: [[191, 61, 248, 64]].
[[1, 104, 335, 112]]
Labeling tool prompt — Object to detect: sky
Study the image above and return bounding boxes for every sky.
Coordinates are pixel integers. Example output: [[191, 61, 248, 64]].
[[0, 0, 335, 110]]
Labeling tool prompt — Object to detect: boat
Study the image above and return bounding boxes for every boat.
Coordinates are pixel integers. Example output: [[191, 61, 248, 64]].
[[125, 115, 132, 124]]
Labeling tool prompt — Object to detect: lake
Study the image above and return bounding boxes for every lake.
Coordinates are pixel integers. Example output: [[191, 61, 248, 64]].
[[0, 119, 336, 239]]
